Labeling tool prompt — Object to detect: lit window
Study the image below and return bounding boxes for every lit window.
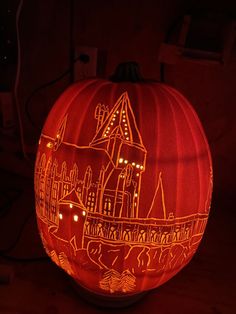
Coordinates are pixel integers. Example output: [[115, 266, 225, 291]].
[[119, 158, 124, 163], [87, 192, 95, 211], [69, 203, 73, 208], [82, 210, 86, 217], [46, 142, 53, 148], [59, 213, 63, 220], [73, 215, 78, 222], [104, 198, 112, 216]]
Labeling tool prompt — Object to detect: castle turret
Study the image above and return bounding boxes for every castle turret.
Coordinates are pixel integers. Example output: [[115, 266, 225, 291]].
[[54, 189, 87, 249], [90, 92, 147, 218], [90, 92, 146, 168]]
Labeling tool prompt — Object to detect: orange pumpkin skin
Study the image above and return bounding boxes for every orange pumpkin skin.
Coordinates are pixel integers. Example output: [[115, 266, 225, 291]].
[[35, 79, 212, 297]]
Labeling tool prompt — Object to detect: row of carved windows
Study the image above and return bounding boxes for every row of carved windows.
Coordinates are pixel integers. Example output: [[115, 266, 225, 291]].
[[37, 164, 134, 219], [84, 220, 197, 244]]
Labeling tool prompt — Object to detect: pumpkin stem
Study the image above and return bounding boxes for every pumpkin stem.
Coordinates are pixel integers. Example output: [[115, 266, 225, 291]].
[[110, 62, 144, 82]]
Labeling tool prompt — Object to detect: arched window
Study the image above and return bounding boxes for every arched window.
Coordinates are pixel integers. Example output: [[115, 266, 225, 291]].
[[63, 184, 69, 196], [87, 191, 95, 211], [138, 229, 146, 242], [123, 229, 131, 241], [103, 197, 112, 215]]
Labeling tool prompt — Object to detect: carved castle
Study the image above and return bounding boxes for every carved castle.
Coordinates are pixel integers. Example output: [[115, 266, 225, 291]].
[[35, 92, 208, 249], [35, 92, 148, 222]]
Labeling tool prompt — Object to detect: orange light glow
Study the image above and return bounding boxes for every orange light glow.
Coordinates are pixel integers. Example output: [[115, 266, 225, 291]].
[[73, 215, 78, 222], [46, 142, 53, 148], [35, 85, 212, 298]]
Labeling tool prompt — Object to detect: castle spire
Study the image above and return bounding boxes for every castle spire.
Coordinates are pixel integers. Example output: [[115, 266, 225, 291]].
[[147, 172, 167, 219], [90, 92, 146, 152], [94, 103, 109, 131], [54, 115, 67, 151]]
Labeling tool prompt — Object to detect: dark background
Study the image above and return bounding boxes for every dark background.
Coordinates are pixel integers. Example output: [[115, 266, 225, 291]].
[[0, 0, 235, 313]]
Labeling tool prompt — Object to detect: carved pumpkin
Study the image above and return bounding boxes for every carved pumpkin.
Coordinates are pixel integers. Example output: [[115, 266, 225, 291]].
[[35, 63, 212, 302]]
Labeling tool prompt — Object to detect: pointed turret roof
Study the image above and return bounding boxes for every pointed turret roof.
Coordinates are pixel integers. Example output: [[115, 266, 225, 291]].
[[59, 189, 85, 209], [147, 172, 167, 219], [90, 92, 146, 152]]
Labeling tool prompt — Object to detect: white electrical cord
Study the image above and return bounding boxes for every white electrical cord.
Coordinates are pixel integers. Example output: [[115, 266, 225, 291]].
[[14, 0, 28, 159]]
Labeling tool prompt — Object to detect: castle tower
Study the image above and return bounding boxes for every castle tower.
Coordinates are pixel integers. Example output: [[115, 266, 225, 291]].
[[45, 157, 52, 220], [35, 153, 46, 218], [90, 92, 147, 218], [55, 189, 87, 249], [96, 166, 105, 214], [90, 92, 146, 166], [94, 103, 109, 131], [147, 172, 167, 219], [50, 160, 58, 222], [82, 166, 92, 207], [70, 163, 78, 188]]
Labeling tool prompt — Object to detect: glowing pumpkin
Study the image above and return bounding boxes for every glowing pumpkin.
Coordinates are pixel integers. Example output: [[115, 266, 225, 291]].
[[35, 62, 212, 303]]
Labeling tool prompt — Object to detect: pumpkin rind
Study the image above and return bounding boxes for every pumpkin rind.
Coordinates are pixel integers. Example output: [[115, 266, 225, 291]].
[[35, 79, 212, 296]]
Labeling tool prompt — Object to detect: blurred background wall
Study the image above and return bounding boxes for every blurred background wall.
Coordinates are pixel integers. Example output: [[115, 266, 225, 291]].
[[1, 0, 236, 197]]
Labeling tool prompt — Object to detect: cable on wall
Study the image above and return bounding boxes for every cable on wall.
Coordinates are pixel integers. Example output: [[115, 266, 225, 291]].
[[14, 0, 29, 159], [25, 55, 84, 131]]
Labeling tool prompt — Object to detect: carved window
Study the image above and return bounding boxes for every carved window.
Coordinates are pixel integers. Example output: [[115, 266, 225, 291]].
[[39, 181, 44, 205], [103, 197, 112, 215], [87, 191, 95, 211], [52, 184, 57, 199], [63, 184, 69, 196]]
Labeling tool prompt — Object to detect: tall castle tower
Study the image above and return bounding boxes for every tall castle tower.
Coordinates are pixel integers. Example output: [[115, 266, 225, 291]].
[[89, 92, 147, 218]]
